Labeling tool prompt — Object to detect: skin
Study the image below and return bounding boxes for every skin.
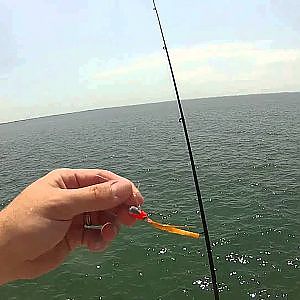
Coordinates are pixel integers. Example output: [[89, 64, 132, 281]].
[[0, 168, 144, 285]]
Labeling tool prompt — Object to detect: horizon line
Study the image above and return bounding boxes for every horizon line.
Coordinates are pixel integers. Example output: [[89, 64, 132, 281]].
[[0, 91, 299, 126]]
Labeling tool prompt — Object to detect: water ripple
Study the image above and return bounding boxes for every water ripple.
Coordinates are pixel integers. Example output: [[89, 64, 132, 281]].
[[0, 93, 299, 299]]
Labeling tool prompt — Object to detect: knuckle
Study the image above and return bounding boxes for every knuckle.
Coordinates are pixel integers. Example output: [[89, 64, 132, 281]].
[[90, 185, 99, 201], [89, 184, 109, 201], [54, 168, 71, 174], [47, 168, 70, 178]]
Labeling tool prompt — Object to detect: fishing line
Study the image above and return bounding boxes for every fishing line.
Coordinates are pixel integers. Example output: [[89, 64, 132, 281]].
[[152, 1, 220, 299]]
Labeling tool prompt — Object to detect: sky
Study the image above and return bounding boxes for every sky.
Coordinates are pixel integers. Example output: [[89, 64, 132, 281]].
[[0, 0, 299, 123]]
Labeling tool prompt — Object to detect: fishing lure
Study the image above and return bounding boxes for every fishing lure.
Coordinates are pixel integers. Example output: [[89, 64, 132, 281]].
[[129, 206, 200, 239]]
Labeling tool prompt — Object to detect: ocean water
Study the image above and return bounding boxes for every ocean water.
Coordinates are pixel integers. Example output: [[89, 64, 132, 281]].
[[0, 93, 299, 300]]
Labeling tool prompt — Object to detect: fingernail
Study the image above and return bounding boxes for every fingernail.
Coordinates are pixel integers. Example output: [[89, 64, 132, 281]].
[[103, 223, 119, 235], [96, 175, 108, 183], [111, 180, 132, 201], [135, 191, 144, 202], [126, 191, 144, 206], [101, 222, 112, 234]]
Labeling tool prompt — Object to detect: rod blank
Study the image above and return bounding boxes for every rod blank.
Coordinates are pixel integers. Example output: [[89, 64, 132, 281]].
[[152, 1, 220, 299]]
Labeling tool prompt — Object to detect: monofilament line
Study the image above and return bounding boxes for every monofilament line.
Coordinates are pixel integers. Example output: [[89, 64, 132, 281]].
[[152, 1, 220, 299]]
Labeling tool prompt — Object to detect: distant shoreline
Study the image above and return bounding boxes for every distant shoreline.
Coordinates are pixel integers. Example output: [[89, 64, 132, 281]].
[[1, 91, 299, 126]]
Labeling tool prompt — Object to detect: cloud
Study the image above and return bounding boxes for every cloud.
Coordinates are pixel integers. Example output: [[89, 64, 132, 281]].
[[1, 41, 299, 123], [86, 41, 300, 99]]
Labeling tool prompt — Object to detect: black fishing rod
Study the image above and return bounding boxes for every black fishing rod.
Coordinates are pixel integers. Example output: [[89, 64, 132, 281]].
[[152, 1, 219, 299]]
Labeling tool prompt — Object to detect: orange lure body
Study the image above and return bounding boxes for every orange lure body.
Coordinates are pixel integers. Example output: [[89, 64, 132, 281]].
[[129, 206, 200, 239]]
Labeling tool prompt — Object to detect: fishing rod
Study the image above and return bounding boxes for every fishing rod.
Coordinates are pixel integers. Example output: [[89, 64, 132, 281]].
[[152, 1, 220, 299]]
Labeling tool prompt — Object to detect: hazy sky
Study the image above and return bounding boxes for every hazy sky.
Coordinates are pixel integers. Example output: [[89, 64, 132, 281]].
[[0, 0, 299, 123]]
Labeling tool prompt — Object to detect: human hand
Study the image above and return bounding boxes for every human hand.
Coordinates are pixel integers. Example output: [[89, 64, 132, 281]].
[[0, 168, 143, 284]]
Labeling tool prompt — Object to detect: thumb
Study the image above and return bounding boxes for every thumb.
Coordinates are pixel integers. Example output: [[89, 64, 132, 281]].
[[63, 179, 133, 216]]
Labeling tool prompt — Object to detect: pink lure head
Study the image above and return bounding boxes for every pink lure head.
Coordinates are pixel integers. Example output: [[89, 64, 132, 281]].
[[129, 206, 148, 220]]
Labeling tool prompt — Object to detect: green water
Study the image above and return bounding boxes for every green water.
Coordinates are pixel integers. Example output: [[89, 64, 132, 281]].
[[0, 93, 299, 299]]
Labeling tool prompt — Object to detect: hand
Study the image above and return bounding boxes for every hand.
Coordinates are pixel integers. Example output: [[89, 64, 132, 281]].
[[0, 168, 143, 284]]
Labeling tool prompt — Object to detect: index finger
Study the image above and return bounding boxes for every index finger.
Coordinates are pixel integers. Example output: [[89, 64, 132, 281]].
[[47, 168, 144, 205]]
